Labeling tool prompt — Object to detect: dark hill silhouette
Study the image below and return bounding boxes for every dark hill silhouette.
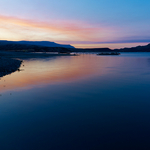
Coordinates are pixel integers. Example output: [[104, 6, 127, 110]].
[[74, 43, 150, 52], [0, 43, 71, 53], [0, 40, 74, 49], [114, 43, 150, 52], [0, 40, 150, 52]]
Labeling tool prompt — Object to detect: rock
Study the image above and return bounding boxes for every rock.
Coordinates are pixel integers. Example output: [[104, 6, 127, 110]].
[[0, 57, 22, 77]]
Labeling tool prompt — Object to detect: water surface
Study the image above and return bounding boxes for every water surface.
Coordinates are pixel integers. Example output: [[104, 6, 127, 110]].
[[0, 53, 150, 150]]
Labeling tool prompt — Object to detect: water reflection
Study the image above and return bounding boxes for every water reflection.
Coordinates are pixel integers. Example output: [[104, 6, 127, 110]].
[[1, 53, 150, 149], [1, 53, 150, 93], [0, 54, 118, 92]]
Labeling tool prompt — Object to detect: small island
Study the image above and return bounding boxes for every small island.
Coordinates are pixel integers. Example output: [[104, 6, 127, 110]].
[[97, 52, 120, 55]]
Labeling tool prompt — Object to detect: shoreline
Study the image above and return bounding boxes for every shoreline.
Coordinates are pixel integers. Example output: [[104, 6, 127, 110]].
[[0, 51, 77, 59], [0, 57, 22, 78], [0, 51, 77, 78], [1, 50, 149, 78]]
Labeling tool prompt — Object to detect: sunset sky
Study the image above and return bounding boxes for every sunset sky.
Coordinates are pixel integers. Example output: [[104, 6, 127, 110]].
[[0, 0, 150, 48]]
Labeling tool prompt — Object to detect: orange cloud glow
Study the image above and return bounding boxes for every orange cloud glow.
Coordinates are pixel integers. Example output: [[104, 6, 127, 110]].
[[0, 15, 116, 43]]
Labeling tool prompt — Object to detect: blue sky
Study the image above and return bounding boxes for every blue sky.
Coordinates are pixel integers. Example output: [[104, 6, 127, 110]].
[[0, 0, 150, 48]]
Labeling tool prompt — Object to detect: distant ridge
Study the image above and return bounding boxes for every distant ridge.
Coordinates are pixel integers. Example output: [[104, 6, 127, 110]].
[[0, 40, 150, 52], [114, 43, 150, 52], [73, 43, 150, 52], [0, 40, 75, 49]]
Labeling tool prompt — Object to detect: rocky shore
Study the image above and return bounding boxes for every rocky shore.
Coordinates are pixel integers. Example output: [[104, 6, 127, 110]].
[[0, 57, 22, 77]]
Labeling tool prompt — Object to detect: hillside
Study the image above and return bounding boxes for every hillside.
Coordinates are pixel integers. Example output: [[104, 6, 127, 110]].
[[114, 43, 150, 52], [0, 40, 74, 49], [0, 40, 150, 52]]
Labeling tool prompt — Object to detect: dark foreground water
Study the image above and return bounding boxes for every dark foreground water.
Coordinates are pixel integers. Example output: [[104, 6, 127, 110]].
[[0, 53, 150, 150]]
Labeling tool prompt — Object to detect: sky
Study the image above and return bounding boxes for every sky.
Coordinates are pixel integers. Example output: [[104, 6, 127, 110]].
[[0, 0, 150, 48]]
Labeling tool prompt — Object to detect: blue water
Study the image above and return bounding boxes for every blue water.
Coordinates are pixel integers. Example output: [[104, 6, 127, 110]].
[[0, 53, 150, 150]]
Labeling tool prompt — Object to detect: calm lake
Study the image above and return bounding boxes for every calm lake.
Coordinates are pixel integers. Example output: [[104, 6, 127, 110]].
[[0, 53, 150, 150]]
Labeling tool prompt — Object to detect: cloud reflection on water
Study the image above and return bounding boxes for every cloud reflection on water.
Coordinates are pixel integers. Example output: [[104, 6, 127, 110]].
[[0, 54, 116, 92]]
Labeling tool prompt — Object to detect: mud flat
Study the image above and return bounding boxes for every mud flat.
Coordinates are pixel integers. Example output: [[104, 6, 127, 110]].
[[0, 57, 22, 77]]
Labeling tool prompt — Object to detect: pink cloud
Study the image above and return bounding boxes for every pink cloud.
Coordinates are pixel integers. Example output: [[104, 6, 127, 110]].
[[0, 15, 115, 42]]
